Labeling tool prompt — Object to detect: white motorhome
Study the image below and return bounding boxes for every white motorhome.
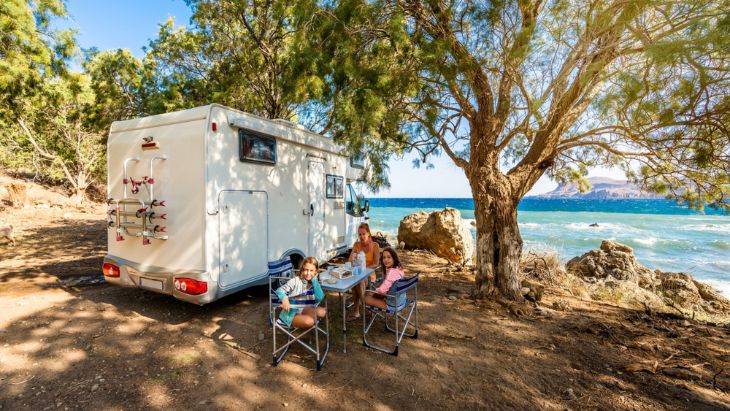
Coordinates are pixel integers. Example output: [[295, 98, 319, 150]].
[[102, 104, 370, 304]]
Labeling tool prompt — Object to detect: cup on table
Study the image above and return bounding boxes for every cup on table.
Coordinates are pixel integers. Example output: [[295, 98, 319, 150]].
[[344, 262, 352, 271]]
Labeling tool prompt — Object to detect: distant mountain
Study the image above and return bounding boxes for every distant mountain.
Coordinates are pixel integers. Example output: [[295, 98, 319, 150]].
[[534, 177, 661, 199]]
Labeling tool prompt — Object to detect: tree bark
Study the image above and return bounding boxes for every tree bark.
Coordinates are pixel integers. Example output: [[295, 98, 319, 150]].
[[470, 172, 524, 301]]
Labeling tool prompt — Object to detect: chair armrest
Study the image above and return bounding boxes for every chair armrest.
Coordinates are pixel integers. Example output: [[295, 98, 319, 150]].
[[364, 289, 398, 299]]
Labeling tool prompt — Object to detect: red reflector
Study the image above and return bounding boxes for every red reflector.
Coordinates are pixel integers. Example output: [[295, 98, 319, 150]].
[[173, 278, 207, 295], [141, 142, 158, 149], [212, 122, 217, 131], [103, 262, 120, 277]]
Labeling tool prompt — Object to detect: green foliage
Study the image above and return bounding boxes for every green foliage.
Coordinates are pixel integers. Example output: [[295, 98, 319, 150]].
[[596, 2, 730, 211], [295, 0, 729, 209], [2, 0, 728, 209], [83, 49, 155, 133], [148, 0, 301, 118], [0, 0, 104, 199], [0, 0, 69, 109]]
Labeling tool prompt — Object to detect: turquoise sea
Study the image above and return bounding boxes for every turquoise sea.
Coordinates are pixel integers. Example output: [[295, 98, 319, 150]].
[[367, 198, 730, 297]]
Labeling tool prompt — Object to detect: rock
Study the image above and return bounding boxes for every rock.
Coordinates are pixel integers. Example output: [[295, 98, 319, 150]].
[[656, 272, 701, 308], [397, 211, 429, 248], [692, 279, 730, 311], [568, 240, 730, 316], [521, 279, 544, 302], [566, 240, 655, 285], [564, 388, 577, 400], [552, 300, 571, 312], [397, 208, 474, 264], [91, 384, 98, 392]]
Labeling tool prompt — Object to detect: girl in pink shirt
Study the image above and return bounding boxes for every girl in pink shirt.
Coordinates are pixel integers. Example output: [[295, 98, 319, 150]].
[[364, 247, 406, 309]]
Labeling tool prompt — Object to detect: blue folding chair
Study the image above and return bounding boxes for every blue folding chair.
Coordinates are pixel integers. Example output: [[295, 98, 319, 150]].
[[269, 259, 329, 370], [268, 258, 296, 325], [362, 273, 419, 356]]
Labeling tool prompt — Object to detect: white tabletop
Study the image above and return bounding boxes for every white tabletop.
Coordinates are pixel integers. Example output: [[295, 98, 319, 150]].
[[319, 267, 374, 293]]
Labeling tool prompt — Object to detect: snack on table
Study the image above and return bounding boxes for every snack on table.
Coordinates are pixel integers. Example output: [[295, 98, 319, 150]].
[[330, 267, 351, 279]]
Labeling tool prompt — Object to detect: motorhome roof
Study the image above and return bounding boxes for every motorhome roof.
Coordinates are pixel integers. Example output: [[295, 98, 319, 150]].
[[109, 104, 345, 156]]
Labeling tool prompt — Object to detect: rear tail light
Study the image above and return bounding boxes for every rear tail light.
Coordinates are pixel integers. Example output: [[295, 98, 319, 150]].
[[174, 278, 207, 295], [103, 262, 120, 277]]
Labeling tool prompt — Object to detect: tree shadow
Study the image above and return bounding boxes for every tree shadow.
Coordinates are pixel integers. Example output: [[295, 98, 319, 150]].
[[2, 272, 728, 410], [0, 219, 105, 286]]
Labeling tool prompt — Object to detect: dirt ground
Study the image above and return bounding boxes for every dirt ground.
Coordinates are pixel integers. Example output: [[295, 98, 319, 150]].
[[1, 193, 729, 410]]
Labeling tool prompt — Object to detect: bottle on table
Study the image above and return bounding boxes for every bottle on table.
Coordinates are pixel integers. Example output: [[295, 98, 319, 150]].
[[358, 250, 366, 276]]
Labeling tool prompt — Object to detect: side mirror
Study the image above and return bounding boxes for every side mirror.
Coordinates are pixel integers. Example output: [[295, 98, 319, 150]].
[[364, 200, 370, 213]]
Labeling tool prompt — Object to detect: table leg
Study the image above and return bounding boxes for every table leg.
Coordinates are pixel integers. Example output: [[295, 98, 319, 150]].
[[341, 292, 347, 353]]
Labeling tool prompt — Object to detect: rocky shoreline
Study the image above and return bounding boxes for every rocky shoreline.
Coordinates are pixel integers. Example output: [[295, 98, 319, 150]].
[[392, 208, 730, 323]]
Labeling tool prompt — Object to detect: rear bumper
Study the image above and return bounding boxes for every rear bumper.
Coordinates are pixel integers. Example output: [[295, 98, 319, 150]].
[[102, 255, 218, 305]]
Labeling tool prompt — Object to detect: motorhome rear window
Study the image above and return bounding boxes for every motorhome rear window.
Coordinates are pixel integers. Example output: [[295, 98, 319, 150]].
[[350, 152, 365, 169], [239, 130, 276, 164]]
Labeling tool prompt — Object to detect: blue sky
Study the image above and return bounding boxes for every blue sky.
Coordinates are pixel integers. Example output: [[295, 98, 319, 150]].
[[63, 0, 622, 198], [64, 0, 192, 56]]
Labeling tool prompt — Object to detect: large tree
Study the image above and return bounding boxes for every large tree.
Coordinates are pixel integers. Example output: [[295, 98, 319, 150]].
[[0, 0, 110, 201], [294, 0, 730, 300], [148, 0, 307, 120]]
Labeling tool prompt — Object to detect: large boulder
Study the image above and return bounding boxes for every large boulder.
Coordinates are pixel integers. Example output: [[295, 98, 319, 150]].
[[566, 240, 656, 287], [397, 208, 474, 264], [567, 240, 730, 315]]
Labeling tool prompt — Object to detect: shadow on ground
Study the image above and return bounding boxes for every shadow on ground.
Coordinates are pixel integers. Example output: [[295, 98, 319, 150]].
[[1, 266, 729, 410], [0, 219, 105, 288], [1, 215, 728, 409]]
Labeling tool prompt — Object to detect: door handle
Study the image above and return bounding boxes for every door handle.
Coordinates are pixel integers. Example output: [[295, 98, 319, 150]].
[[310, 204, 314, 216]]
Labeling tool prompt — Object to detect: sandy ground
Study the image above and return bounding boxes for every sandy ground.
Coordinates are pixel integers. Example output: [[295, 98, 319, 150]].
[[1, 198, 729, 410]]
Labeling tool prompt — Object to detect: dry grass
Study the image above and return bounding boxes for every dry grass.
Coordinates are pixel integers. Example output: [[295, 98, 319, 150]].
[[520, 249, 566, 286]]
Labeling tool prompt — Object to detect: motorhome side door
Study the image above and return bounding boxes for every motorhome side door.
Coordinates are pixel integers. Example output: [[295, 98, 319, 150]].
[[218, 190, 268, 288], [307, 160, 326, 260]]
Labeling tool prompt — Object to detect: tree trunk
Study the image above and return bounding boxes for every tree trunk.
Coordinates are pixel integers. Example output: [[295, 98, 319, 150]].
[[71, 187, 86, 205], [472, 180, 524, 301]]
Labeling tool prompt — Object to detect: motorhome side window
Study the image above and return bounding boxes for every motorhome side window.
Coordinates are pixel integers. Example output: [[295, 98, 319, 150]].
[[350, 152, 365, 169], [239, 129, 276, 164], [326, 175, 343, 199]]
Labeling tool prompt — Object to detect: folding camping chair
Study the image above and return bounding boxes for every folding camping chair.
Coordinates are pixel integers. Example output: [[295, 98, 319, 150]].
[[268, 258, 296, 325], [362, 273, 419, 356], [269, 260, 329, 370]]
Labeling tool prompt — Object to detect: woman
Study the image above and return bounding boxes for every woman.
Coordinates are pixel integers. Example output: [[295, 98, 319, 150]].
[[346, 223, 380, 321]]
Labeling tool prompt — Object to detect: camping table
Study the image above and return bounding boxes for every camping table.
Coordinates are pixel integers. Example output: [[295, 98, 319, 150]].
[[319, 267, 374, 353]]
